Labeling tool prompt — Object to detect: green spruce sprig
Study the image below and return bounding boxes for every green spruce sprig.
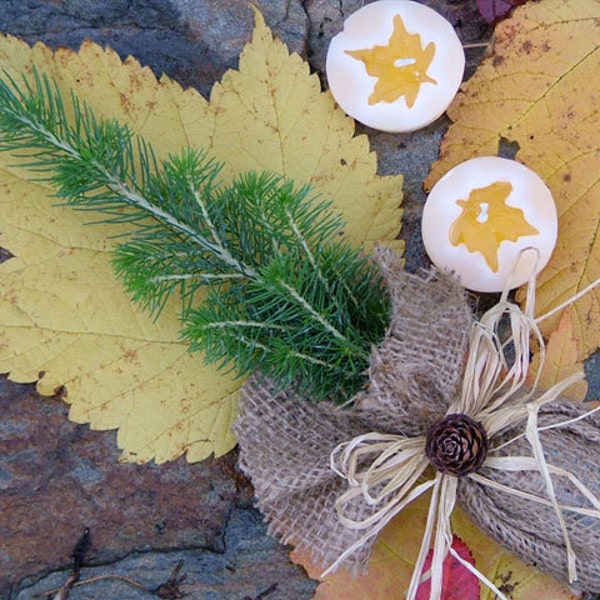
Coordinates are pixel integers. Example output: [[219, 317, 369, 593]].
[[0, 68, 391, 401]]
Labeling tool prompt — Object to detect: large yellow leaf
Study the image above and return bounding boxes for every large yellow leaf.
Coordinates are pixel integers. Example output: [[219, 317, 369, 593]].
[[425, 0, 600, 360], [0, 10, 403, 463], [292, 494, 578, 599]]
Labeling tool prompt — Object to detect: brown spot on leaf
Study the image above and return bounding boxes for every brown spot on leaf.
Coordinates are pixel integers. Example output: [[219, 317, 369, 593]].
[[492, 54, 505, 67], [563, 173, 572, 182], [124, 348, 139, 362], [496, 569, 519, 594]]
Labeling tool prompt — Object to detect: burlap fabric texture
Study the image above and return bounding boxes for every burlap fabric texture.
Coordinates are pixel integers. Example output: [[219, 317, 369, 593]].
[[233, 248, 600, 592]]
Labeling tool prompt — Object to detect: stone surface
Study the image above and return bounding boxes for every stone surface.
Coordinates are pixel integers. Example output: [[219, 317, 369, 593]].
[[0, 376, 269, 598], [0, 0, 309, 101], [15, 508, 314, 600]]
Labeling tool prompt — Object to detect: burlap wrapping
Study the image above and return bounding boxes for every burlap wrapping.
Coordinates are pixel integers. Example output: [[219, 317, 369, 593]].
[[233, 248, 600, 592]]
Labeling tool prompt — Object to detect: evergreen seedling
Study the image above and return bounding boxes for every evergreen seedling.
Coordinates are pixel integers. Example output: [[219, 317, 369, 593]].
[[0, 68, 391, 401]]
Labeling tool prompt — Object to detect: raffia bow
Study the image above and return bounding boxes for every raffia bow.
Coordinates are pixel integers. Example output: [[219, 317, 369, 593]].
[[234, 248, 600, 598]]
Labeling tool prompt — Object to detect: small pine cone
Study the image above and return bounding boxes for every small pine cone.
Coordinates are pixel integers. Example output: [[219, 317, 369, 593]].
[[425, 413, 488, 476]]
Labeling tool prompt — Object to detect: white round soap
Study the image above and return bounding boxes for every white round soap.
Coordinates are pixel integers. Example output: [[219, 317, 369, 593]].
[[422, 157, 558, 293], [326, 0, 465, 133]]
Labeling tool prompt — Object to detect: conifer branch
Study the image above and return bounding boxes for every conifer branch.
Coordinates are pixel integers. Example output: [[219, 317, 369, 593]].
[[0, 68, 391, 401]]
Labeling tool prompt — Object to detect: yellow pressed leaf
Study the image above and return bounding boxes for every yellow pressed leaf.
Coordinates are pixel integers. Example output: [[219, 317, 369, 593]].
[[425, 0, 600, 359], [292, 494, 578, 599], [450, 180, 539, 273], [528, 307, 588, 401], [0, 11, 403, 463], [208, 9, 404, 251]]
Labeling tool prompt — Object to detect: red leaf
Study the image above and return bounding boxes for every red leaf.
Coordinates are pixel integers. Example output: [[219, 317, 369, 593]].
[[415, 535, 479, 600], [476, 0, 528, 24]]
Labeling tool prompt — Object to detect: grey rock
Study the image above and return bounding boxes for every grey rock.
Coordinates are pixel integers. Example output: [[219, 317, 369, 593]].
[[14, 508, 316, 600], [0, 375, 260, 598], [0, 0, 309, 100]]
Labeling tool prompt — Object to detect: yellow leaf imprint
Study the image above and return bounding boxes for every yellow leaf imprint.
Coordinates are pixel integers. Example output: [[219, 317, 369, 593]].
[[345, 14, 436, 108], [450, 181, 539, 272]]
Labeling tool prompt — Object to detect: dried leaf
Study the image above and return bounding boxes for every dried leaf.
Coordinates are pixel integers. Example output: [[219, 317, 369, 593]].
[[0, 10, 403, 463], [528, 307, 588, 401], [426, 0, 600, 361], [452, 505, 582, 600], [292, 493, 578, 599]]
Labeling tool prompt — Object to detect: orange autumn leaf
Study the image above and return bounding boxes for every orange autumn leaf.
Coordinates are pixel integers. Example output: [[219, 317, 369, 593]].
[[291, 493, 578, 600], [425, 0, 600, 361], [529, 307, 588, 401]]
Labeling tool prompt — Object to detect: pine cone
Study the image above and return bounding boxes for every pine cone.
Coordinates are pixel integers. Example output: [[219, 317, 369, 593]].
[[425, 413, 488, 476]]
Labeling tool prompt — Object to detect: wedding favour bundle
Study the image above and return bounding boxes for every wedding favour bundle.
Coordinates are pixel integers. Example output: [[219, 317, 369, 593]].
[[236, 2, 600, 598]]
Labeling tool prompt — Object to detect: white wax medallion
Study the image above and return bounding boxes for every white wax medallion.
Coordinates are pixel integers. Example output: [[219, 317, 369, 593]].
[[326, 0, 465, 133], [422, 157, 558, 293]]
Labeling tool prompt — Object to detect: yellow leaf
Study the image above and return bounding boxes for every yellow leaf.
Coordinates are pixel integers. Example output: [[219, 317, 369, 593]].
[[425, 0, 600, 359], [292, 494, 578, 599], [209, 10, 404, 251], [528, 307, 588, 401], [0, 11, 403, 463]]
